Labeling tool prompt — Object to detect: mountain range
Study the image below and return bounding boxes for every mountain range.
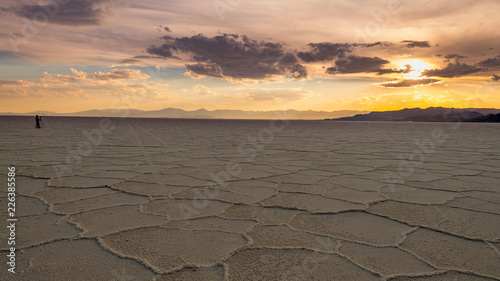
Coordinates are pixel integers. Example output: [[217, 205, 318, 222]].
[[328, 107, 500, 122], [3, 107, 500, 121], [0, 108, 369, 120]]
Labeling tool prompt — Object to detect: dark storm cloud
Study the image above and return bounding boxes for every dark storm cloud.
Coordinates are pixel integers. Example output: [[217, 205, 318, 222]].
[[278, 53, 299, 65], [326, 56, 411, 75], [155, 25, 171, 33], [147, 44, 177, 58], [296, 41, 397, 63], [422, 62, 482, 78], [444, 54, 467, 60], [477, 55, 500, 68], [4, 0, 122, 26], [401, 40, 431, 48], [185, 63, 224, 78], [297, 43, 351, 62], [436, 54, 468, 63], [376, 64, 412, 75], [134, 55, 167, 60], [377, 78, 441, 88], [115, 55, 165, 65], [359, 42, 383, 47], [146, 34, 495, 80], [493, 75, 500, 81], [354, 41, 393, 48], [115, 58, 142, 65], [147, 33, 307, 80]]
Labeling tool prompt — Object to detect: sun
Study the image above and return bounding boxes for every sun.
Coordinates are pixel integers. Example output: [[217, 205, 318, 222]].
[[399, 59, 430, 79]]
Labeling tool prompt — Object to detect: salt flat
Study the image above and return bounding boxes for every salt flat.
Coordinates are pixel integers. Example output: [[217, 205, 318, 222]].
[[0, 116, 499, 280]]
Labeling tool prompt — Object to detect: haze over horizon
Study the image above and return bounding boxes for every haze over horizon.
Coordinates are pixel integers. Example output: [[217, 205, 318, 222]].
[[1, 0, 499, 113]]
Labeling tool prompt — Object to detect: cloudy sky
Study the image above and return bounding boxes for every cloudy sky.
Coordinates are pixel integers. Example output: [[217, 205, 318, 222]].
[[1, 0, 499, 113]]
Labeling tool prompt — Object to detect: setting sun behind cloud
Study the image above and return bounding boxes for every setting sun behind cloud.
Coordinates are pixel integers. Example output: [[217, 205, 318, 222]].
[[399, 60, 431, 79]]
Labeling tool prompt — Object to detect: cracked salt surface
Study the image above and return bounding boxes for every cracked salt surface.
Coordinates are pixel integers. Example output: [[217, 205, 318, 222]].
[[1, 117, 499, 280]]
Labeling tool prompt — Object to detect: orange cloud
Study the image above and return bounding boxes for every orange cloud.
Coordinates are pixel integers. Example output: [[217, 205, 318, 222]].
[[1, 69, 166, 99], [41, 69, 88, 83], [92, 69, 149, 80]]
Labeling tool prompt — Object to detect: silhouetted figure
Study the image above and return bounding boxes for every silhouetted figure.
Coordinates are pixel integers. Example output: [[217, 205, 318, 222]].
[[35, 115, 41, 129]]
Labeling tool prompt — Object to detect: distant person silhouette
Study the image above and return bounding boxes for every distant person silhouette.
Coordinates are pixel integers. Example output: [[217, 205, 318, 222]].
[[35, 115, 41, 129]]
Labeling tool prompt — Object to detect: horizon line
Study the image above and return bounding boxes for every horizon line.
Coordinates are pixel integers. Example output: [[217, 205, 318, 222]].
[[2, 106, 500, 116]]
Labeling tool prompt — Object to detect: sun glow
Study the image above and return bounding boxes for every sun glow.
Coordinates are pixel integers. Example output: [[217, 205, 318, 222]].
[[399, 60, 430, 79]]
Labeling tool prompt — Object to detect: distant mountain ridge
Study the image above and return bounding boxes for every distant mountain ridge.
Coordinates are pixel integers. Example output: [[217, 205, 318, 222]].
[[470, 113, 500, 122], [3, 107, 500, 121], [327, 107, 500, 122], [0, 108, 369, 120]]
